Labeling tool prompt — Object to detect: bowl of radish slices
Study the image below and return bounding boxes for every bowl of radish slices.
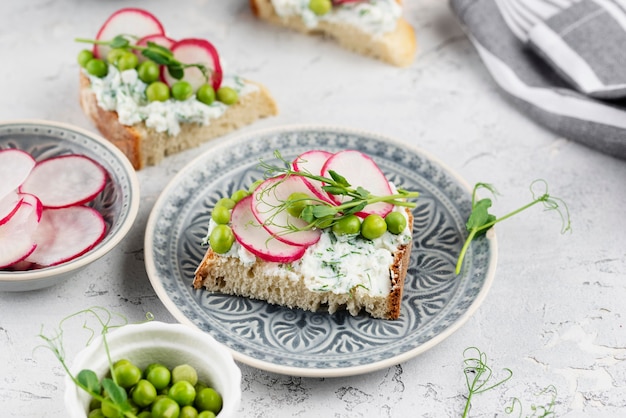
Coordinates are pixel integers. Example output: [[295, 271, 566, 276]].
[[0, 120, 140, 291]]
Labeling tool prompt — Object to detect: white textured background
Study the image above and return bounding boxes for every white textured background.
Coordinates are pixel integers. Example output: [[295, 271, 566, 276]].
[[1, 0, 625, 416]]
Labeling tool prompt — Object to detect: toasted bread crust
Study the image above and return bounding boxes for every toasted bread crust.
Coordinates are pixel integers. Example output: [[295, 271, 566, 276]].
[[249, 0, 417, 67], [79, 72, 278, 169], [193, 211, 413, 320]]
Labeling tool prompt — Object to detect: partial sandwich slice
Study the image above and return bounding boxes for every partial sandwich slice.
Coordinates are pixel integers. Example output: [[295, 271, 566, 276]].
[[193, 149, 419, 320], [250, 0, 417, 67], [77, 8, 278, 170]]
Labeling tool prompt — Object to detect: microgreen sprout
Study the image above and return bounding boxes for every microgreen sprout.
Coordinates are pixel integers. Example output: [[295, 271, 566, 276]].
[[456, 180, 571, 275], [462, 346, 513, 418], [75, 35, 212, 83], [505, 385, 558, 417], [257, 151, 419, 231], [36, 307, 153, 418]]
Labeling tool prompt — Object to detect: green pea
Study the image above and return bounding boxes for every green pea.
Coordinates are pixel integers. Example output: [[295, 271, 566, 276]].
[[107, 48, 127, 65], [196, 84, 215, 105], [385, 211, 407, 234], [151, 397, 180, 418], [78, 49, 94, 68], [360, 214, 387, 240], [197, 412, 216, 418], [209, 225, 235, 254], [247, 179, 263, 194], [85, 58, 108, 78], [146, 365, 171, 391], [168, 381, 196, 407], [215, 197, 236, 210], [172, 81, 194, 101], [172, 364, 199, 386], [146, 81, 171, 102], [230, 189, 249, 203], [101, 398, 123, 418], [195, 388, 222, 414], [211, 205, 230, 225], [309, 0, 332, 15], [117, 52, 139, 71], [216, 86, 238, 105], [286, 192, 311, 217], [143, 362, 167, 378], [315, 216, 334, 229], [332, 215, 361, 235], [132, 379, 157, 408], [180, 405, 199, 418], [88, 409, 106, 418], [113, 362, 142, 389], [137, 412, 153, 418], [89, 396, 102, 411], [138, 61, 160, 83]]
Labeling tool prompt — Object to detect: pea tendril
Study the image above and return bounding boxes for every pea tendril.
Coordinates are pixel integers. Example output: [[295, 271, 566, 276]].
[[455, 180, 571, 275], [258, 151, 419, 232], [75, 35, 212, 83]]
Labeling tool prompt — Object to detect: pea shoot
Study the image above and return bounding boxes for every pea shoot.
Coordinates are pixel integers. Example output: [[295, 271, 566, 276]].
[[455, 180, 571, 275]]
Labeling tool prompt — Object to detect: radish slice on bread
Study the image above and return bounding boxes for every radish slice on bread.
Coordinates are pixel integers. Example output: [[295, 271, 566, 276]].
[[292, 150, 335, 204], [136, 33, 176, 63], [94, 7, 165, 59], [19, 155, 107, 209], [252, 175, 322, 247], [231, 195, 306, 263], [25, 206, 106, 267], [162, 38, 223, 91], [321, 150, 393, 218]]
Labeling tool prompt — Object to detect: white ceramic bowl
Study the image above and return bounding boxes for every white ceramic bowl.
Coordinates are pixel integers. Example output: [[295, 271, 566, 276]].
[[64, 321, 242, 418], [0, 120, 139, 291]]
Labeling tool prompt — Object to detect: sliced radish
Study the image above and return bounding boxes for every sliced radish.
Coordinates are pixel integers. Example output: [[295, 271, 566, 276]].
[[252, 175, 322, 247], [0, 149, 36, 201], [0, 192, 21, 226], [136, 33, 176, 62], [94, 8, 165, 59], [19, 155, 107, 208], [0, 197, 41, 268], [25, 206, 106, 267], [231, 195, 306, 263], [162, 38, 223, 91], [321, 150, 393, 218], [292, 150, 335, 203]]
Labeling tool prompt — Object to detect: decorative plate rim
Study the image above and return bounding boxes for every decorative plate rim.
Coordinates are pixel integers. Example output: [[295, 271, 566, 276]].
[[144, 124, 498, 377]]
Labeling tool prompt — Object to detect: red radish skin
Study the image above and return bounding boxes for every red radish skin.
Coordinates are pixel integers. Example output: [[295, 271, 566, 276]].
[[0, 198, 41, 268], [19, 155, 107, 209], [292, 150, 335, 203], [0, 149, 36, 201], [321, 150, 393, 218], [25, 206, 106, 267], [162, 38, 223, 91], [231, 195, 306, 263], [94, 8, 165, 59], [252, 175, 322, 247], [0, 192, 21, 226], [136, 34, 176, 63]]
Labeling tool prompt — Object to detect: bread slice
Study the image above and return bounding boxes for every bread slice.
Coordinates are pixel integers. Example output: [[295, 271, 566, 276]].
[[193, 210, 413, 320], [249, 0, 417, 67], [79, 72, 278, 170]]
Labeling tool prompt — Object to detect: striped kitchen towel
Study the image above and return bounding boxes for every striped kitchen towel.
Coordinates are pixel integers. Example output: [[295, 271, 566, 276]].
[[450, 0, 626, 159]]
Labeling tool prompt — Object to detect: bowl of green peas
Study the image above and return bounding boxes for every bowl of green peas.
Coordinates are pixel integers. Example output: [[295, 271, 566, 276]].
[[64, 321, 241, 418]]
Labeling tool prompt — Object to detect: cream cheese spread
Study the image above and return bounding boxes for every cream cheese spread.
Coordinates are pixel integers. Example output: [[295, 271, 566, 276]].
[[86, 65, 258, 136], [271, 0, 402, 36], [203, 206, 411, 297]]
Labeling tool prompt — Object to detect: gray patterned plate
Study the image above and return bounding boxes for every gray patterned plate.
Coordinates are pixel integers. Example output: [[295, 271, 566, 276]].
[[144, 126, 497, 377]]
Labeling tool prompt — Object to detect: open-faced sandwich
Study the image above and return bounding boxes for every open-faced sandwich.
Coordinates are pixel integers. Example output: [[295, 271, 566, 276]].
[[77, 8, 278, 170], [193, 149, 418, 320], [250, 0, 417, 67]]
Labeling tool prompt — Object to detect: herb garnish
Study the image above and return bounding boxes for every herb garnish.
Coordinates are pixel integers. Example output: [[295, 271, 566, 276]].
[[462, 346, 513, 417], [258, 151, 419, 231], [456, 180, 571, 274], [36, 307, 153, 418], [75, 35, 212, 82]]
